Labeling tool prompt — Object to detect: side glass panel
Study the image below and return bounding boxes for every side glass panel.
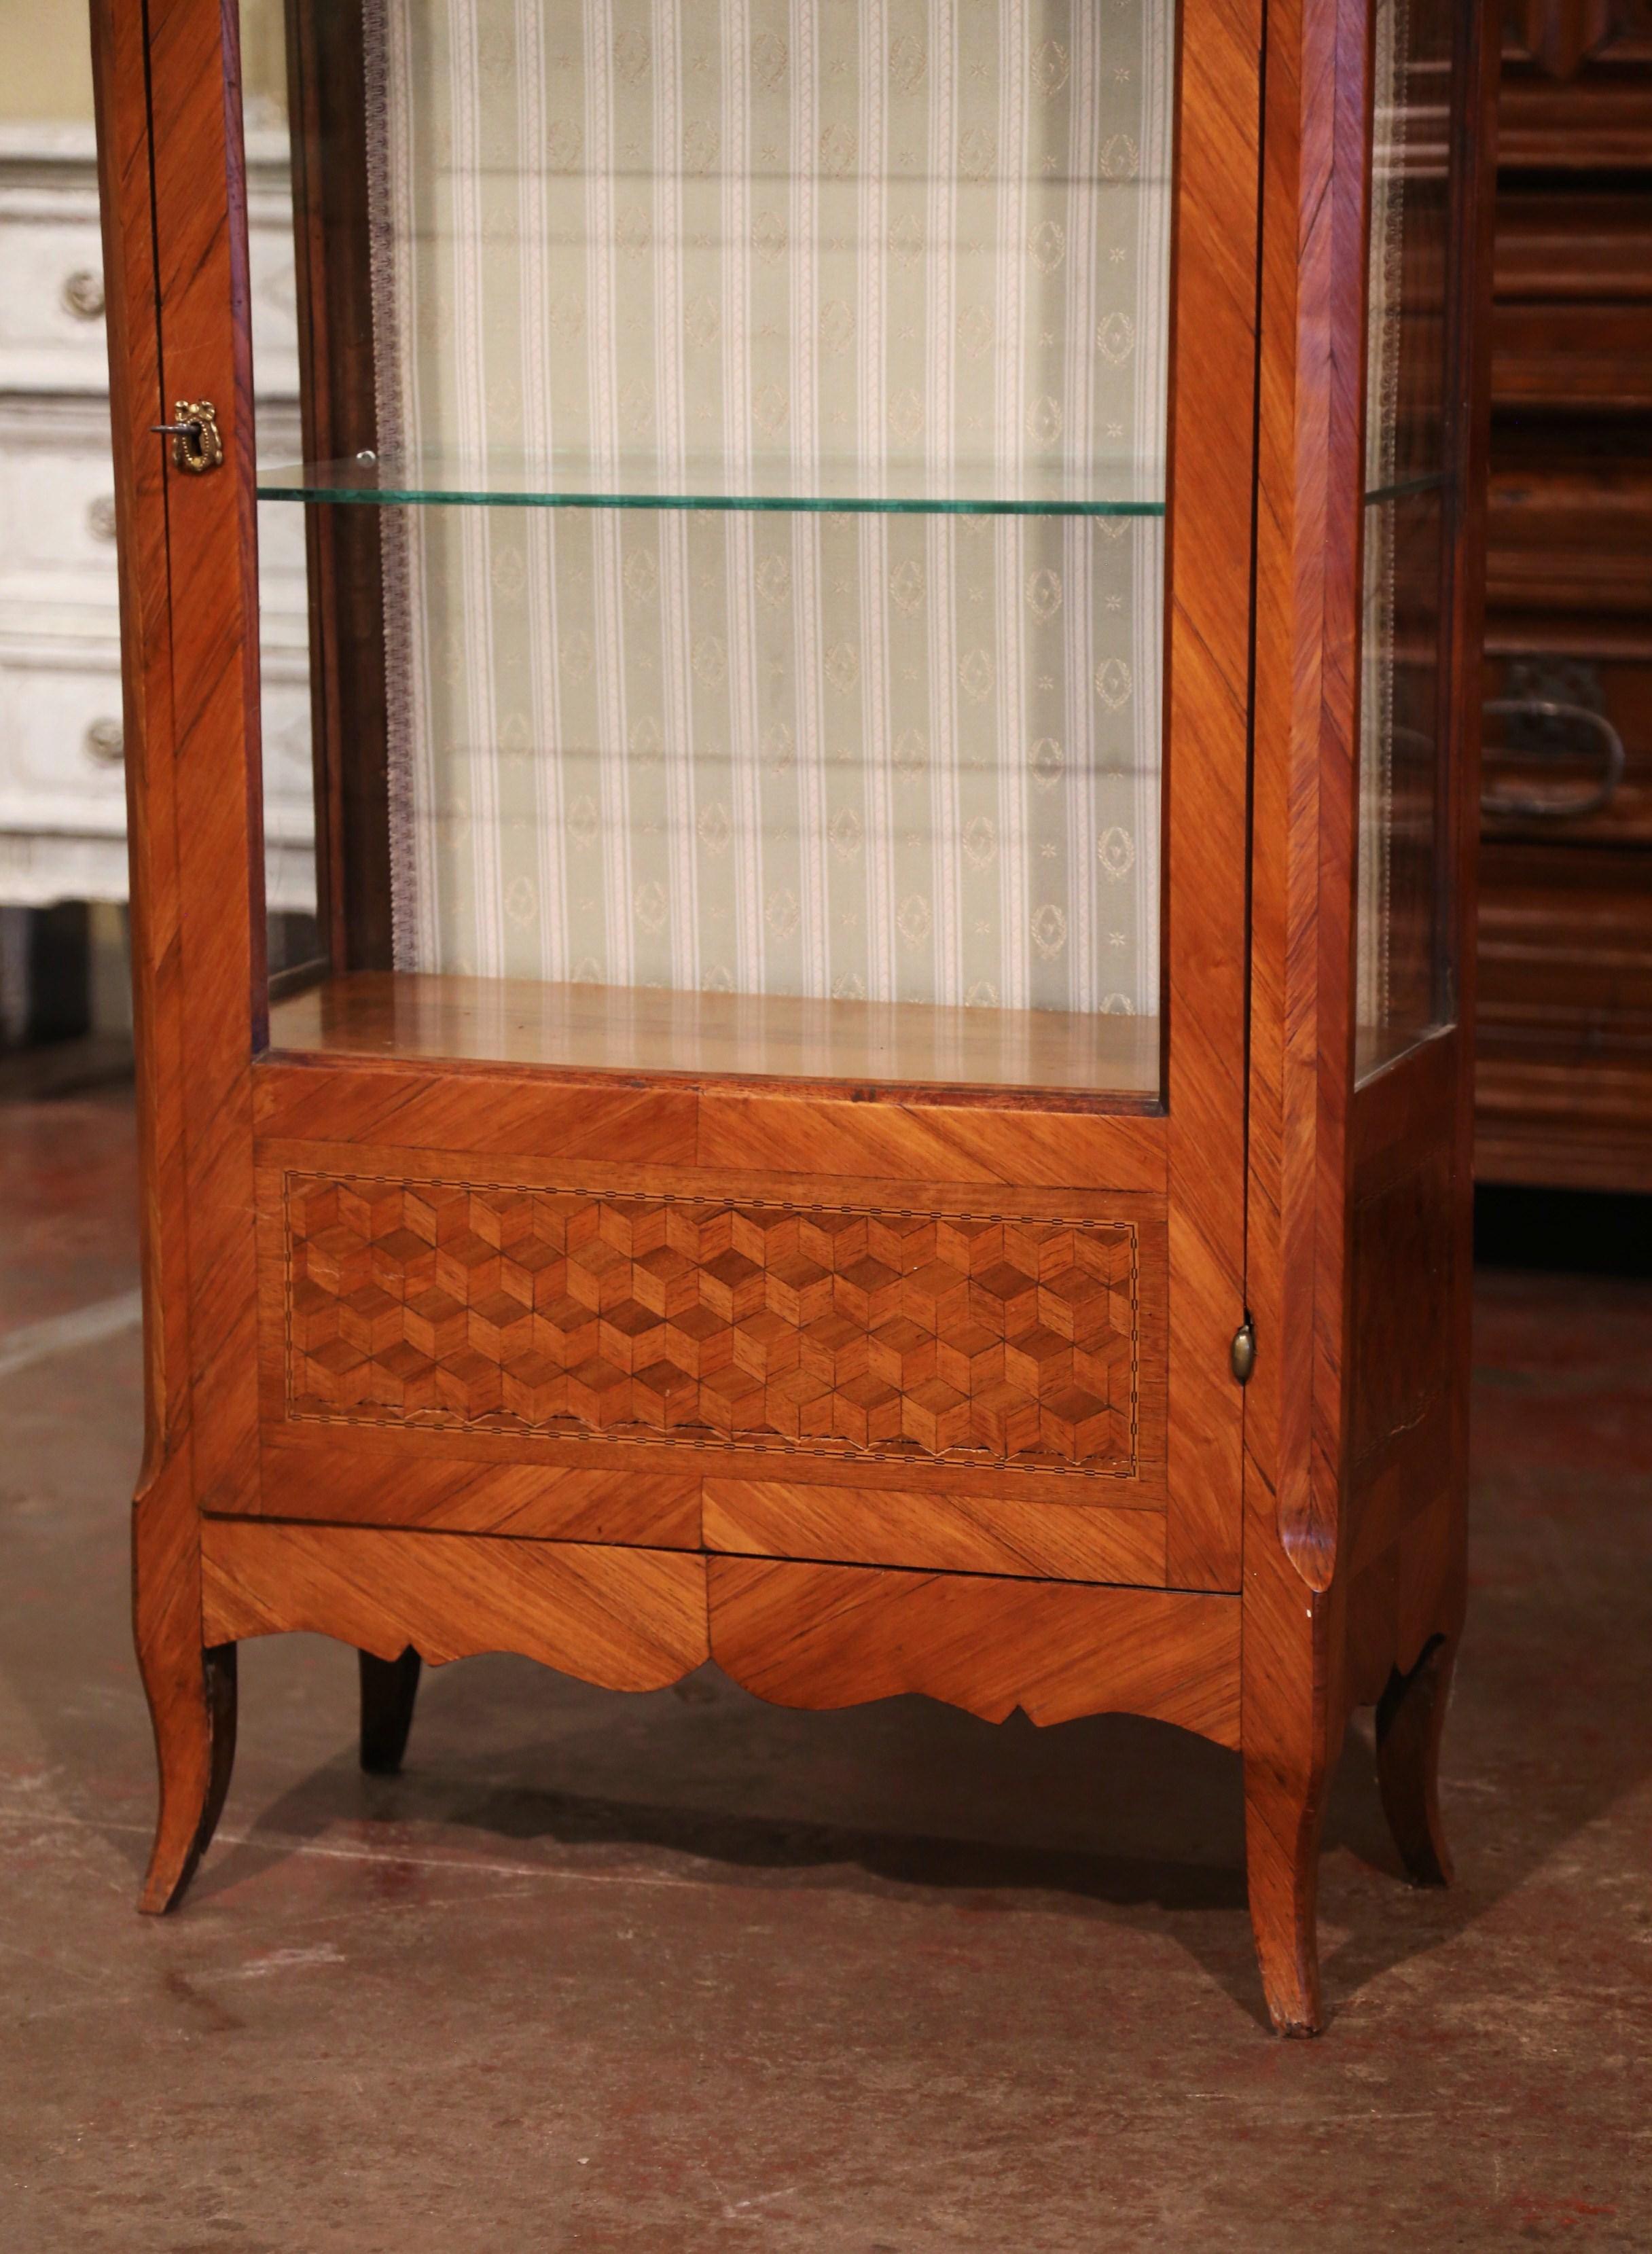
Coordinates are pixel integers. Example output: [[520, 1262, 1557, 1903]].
[[1355, 0, 1455, 1083], [248, 0, 1177, 1098], [241, 6, 325, 990]]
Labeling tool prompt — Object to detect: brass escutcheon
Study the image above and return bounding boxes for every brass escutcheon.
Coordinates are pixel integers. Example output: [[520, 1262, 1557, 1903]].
[[151, 399, 224, 475]]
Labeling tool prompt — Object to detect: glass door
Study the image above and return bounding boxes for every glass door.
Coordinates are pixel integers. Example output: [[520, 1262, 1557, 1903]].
[[1355, 0, 1458, 1082], [255, 0, 1174, 1102], [175, 0, 1259, 1586]]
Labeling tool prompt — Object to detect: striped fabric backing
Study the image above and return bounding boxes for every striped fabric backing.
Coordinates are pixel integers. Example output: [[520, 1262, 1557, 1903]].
[[364, 0, 1172, 1031]]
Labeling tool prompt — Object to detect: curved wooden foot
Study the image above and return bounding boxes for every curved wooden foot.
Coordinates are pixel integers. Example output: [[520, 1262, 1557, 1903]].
[[139, 1641, 238, 1914], [1244, 1753, 1329, 2037], [359, 1646, 422, 1774], [1376, 1632, 1456, 1886]]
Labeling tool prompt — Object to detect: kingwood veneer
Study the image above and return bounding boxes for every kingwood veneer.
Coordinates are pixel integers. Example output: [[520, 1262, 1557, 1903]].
[[90, 0, 1497, 2033]]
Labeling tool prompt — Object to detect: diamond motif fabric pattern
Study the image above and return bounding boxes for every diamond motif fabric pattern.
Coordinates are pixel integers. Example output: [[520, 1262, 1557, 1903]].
[[284, 1172, 1138, 1473], [363, 0, 1171, 1025]]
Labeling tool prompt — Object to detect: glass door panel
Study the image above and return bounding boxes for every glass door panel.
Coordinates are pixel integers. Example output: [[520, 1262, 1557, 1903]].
[[1355, 0, 1455, 1081], [249, 0, 1175, 1099], [230, 1, 328, 991]]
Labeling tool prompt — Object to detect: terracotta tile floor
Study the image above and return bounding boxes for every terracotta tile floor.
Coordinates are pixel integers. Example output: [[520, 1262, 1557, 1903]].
[[1, 1085, 1648, 2251]]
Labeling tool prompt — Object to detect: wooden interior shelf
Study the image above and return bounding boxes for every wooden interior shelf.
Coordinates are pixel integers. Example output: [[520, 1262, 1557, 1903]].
[[267, 973, 1163, 1103]]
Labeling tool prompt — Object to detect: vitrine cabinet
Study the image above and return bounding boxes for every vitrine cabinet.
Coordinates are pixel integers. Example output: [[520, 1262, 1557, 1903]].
[[92, 0, 1495, 2034]]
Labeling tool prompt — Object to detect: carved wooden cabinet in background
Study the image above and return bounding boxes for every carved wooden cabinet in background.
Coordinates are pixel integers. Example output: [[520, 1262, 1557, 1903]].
[[1479, 1, 1652, 1188], [92, 0, 1496, 2035]]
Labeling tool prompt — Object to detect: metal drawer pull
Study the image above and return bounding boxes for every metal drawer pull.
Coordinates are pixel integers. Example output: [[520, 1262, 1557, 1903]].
[[84, 719, 125, 767], [61, 268, 105, 320], [1481, 698, 1626, 821], [150, 399, 223, 475]]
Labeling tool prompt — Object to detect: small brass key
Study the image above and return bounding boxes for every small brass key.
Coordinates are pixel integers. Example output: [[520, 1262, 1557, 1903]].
[[151, 399, 223, 474]]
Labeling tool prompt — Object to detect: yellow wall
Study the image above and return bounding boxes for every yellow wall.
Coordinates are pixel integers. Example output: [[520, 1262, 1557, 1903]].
[[0, 0, 287, 126], [0, 6, 94, 121]]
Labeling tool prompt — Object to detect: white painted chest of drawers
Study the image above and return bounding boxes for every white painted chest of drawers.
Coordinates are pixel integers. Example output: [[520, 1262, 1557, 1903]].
[[0, 123, 312, 911]]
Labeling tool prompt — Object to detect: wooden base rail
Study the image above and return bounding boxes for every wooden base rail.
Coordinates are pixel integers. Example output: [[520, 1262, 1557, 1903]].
[[149, 1515, 1459, 2046], [198, 1517, 1242, 1741]]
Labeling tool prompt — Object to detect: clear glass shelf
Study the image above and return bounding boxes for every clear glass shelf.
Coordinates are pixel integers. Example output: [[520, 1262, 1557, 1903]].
[[1364, 471, 1448, 508], [256, 450, 1166, 519]]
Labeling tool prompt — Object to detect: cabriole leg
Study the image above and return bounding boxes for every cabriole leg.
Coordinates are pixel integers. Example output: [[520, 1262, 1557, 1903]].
[[359, 1646, 422, 1774], [1244, 1751, 1329, 2037], [138, 1640, 238, 1914], [1376, 1630, 1457, 1887], [134, 1467, 238, 1912]]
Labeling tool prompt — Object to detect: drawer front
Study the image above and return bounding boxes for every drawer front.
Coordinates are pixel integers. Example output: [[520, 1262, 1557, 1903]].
[[1491, 190, 1652, 412], [1476, 1052, 1652, 1194], [1494, 304, 1652, 412], [0, 641, 315, 862], [0, 421, 123, 607], [0, 207, 109, 393], [1494, 192, 1652, 306], [0, 640, 129, 835], [1497, 36, 1652, 172], [0, 424, 310, 632], [1486, 467, 1652, 632], [0, 137, 300, 397], [1477, 842, 1652, 1060]]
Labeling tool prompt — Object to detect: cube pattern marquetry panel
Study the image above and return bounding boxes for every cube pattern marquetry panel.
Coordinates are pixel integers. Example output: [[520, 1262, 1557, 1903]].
[[281, 1173, 1140, 1476]]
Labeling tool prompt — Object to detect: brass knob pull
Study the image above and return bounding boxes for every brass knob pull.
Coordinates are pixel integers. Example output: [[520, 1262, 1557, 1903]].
[[61, 268, 105, 321], [151, 399, 224, 475]]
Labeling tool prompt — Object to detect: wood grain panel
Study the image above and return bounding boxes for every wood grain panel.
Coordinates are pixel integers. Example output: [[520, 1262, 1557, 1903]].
[[1494, 306, 1652, 410], [707, 1558, 1240, 1744], [1494, 192, 1652, 302], [91, 0, 214, 1911], [1346, 1396, 1453, 1578], [1157, 0, 1260, 1597], [268, 971, 1160, 1102], [1350, 1024, 1458, 1172], [146, 0, 264, 1520], [266, 1164, 1157, 1480], [1499, 86, 1652, 171], [702, 1480, 1166, 1588], [1475, 1052, 1652, 1191], [201, 1519, 708, 1688], [1241, 0, 1498, 2033], [1240, 0, 1363, 2008], [694, 1090, 1168, 1192], [92, 0, 186, 1500], [1477, 842, 1652, 1054], [1486, 463, 1652, 628], [1348, 1141, 1453, 1471], [258, 1430, 701, 1548], [253, 1059, 696, 1164]]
